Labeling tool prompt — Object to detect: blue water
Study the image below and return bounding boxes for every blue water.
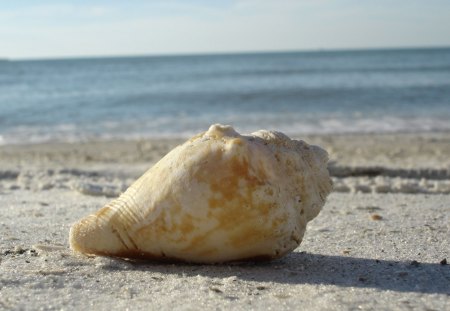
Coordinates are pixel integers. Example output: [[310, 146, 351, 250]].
[[1, 48, 450, 144]]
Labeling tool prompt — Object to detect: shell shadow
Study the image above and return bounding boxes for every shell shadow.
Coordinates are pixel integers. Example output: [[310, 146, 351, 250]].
[[119, 252, 450, 295]]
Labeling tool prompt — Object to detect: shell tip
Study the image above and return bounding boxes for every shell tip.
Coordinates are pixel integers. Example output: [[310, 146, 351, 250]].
[[206, 124, 239, 138]]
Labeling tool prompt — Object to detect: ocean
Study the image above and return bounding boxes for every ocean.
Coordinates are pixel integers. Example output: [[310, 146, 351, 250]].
[[1, 47, 449, 145]]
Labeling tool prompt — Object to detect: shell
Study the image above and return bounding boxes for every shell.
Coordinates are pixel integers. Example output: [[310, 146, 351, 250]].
[[69, 124, 332, 263]]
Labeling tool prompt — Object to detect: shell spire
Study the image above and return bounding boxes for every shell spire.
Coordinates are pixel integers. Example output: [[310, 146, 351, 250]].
[[70, 124, 332, 263]]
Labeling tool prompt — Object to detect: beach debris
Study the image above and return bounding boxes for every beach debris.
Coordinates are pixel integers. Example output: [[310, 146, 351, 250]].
[[69, 124, 332, 263], [209, 287, 223, 294], [0, 170, 20, 180], [71, 181, 126, 198], [370, 214, 383, 221], [13, 246, 26, 254], [328, 166, 450, 180], [332, 176, 450, 194], [3, 246, 27, 256], [256, 285, 267, 290]]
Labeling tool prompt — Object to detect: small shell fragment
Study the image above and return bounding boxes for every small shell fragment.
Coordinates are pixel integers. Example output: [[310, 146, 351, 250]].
[[69, 124, 332, 263]]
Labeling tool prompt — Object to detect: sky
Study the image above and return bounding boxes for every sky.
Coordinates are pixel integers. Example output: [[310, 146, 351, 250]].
[[1, 0, 450, 59]]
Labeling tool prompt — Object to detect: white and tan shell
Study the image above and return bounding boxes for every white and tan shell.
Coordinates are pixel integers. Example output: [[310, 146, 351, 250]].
[[70, 124, 332, 263]]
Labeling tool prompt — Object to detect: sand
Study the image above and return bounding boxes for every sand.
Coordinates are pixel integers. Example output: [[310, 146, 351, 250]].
[[0, 132, 449, 310]]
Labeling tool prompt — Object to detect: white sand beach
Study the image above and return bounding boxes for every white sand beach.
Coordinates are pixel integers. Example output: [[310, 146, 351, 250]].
[[0, 132, 449, 310]]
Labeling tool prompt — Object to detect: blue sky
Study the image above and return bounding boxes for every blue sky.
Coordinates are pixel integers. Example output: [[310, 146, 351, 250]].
[[1, 0, 450, 59]]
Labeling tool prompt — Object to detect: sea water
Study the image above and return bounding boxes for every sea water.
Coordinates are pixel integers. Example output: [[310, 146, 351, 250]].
[[0, 48, 449, 145]]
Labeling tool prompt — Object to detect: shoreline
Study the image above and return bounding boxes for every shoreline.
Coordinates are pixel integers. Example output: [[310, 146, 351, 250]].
[[1, 131, 449, 165], [2, 129, 450, 146], [1, 131, 450, 196]]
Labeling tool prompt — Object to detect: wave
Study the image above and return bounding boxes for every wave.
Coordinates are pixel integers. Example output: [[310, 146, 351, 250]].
[[1, 115, 450, 146]]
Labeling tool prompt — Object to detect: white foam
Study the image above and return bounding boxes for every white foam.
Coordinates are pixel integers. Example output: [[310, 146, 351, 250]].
[[1, 115, 450, 146]]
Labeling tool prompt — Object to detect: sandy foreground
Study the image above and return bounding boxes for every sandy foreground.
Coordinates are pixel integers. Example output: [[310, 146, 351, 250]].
[[0, 132, 449, 310]]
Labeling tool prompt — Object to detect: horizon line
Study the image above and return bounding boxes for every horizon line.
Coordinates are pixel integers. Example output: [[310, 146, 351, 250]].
[[4, 45, 450, 62]]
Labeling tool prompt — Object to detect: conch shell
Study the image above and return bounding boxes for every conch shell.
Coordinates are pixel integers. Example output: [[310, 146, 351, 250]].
[[70, 124, 332, 263]]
